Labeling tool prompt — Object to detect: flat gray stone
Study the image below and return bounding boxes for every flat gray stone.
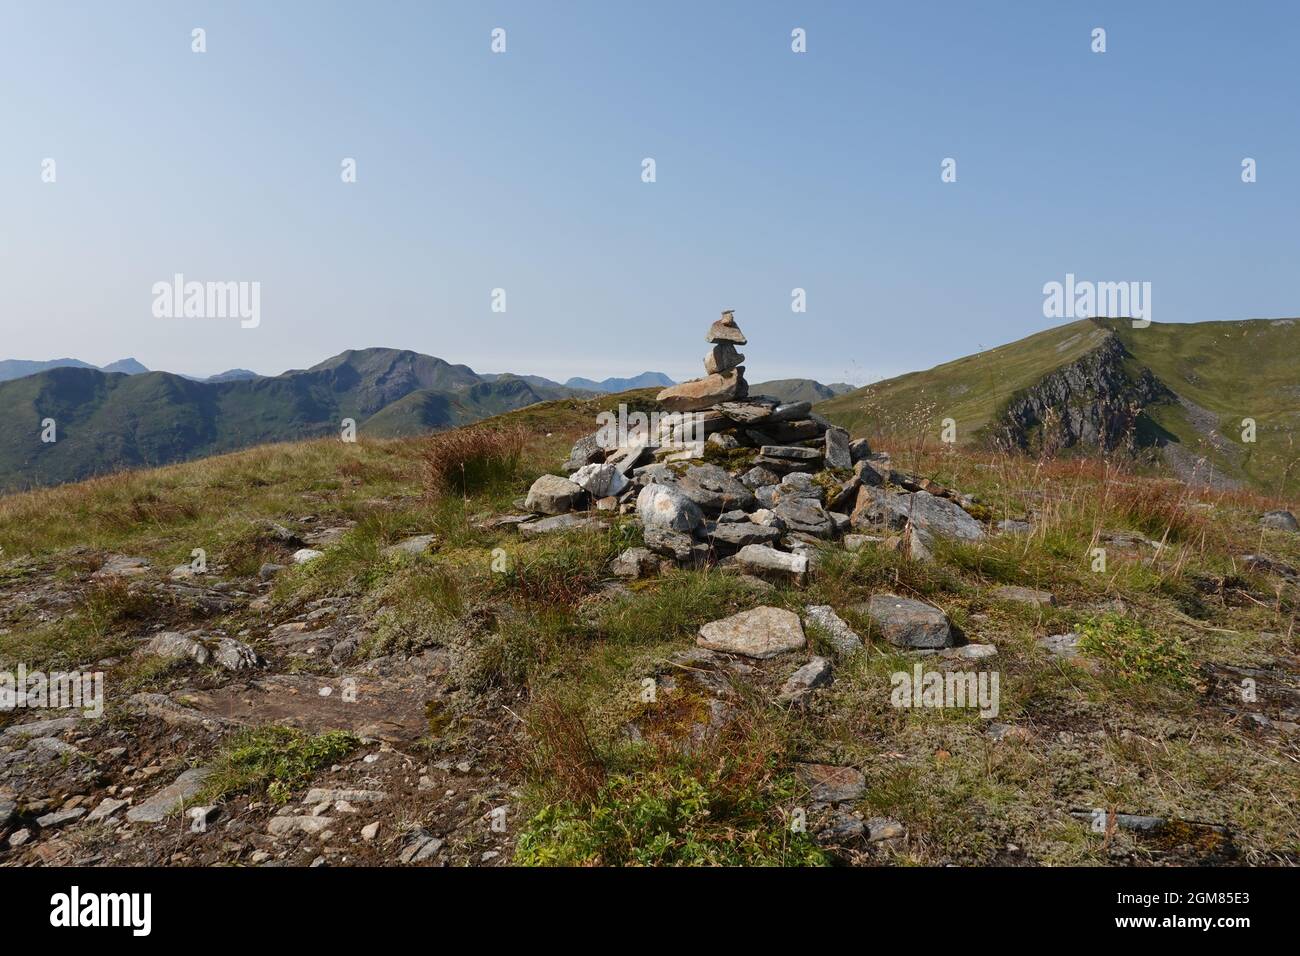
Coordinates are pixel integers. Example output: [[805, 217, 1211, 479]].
[[1261, 510, 1299, 532], [697, 606, 806, 659], [518, 513, 604, 537], [992, 585, 1055, 607], [796, 763, 865, 804], [734, 544, 808, 584], [805, 605, 864, 656], [637, 482, 704, 533], [383, 534, 436, 557], [864, 594, 954, 648], [126, 767, 211, 824], [778, 657, 833, 703], [524, 474, 585, 515]]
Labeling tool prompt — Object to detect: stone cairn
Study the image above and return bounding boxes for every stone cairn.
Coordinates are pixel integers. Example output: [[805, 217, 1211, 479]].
[[518, 310, 989, 584]]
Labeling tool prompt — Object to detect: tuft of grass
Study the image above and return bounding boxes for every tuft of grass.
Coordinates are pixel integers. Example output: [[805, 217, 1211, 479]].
[[200, 726, 360, 805], [422, 424, 530, 498]]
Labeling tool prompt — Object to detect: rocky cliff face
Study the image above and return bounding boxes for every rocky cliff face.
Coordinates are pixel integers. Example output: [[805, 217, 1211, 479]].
[[989, 332, 1173, 455]]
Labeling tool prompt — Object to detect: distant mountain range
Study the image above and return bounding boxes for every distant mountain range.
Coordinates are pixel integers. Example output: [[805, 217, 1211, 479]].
[[0, 349, 860, 491], [0, 348, 593, 490]]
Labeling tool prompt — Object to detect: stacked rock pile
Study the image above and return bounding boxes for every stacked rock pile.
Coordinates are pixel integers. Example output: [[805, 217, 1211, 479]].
[[517, 310, 991, 582]]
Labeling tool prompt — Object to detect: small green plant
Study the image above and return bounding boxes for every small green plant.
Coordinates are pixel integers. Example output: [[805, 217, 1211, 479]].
[[1077, 613, 1194, 687], [514, 764, 826, 866], [201, 726, 360, 805]]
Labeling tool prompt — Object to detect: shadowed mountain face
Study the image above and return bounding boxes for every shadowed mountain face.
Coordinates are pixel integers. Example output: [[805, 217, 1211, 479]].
[[0, 348, 587, 491], [818, 317, 1300, 494]]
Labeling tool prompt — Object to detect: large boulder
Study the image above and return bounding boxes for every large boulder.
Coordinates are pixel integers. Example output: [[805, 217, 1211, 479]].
[[697, 606, 805, 658], [525, 474, 585, 515], [863, 594, 955, 648], [852, 487, 984, 541], [637, 483, 705, 533]]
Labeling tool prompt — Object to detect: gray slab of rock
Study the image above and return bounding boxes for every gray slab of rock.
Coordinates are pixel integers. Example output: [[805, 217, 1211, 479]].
[[637, 482, 704, 532], [1261, 510, 1299, 531], [1038, 632, 1082, 659], [84, 797, 129, 824], [842, 533, 883, 552], [525, 474, 586, 515], [796, 763, 866, 804], [760, 445, 822, 461], [769, 401, 813, 423], [612, 547, 658, 578], [563, 433, 606, 472], [676, 463, 757, 513], [864, 594, 955, 648], [774, 499, 834, 538], [36, 807, 86, 829], [606, 443, 653, 475], [570, 462, 629, 499], [715, 399, 776, 423], [518, 513, 604, 537], [997, 519, 1034, 535], [778, 656, 833, 703], [805, 605, 864, 656], [706, 521, 782, 550], [384, 534, 436, 557], [939, 643, 998, 660], [697, 606, 806, 658], [866, 817, 907, 842], [848, 438, 872, 463], [292, 548, 325, 564], [126, 767, 211, 823], [268, 815, 334, 836], [824, 427, 852, 470], [302, 788, 389, 804], [740, 465, 782, 489], [144, 631, 259, 672], [734, 544, 808, 584], [643, 526, 707, 564], [0, 797, 14, 829], [992, 585, 1055, 607], [1, 716, 81, 741]]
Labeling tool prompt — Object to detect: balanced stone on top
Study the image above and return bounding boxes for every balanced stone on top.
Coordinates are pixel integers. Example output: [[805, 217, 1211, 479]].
[[706, 310, 747, 345]]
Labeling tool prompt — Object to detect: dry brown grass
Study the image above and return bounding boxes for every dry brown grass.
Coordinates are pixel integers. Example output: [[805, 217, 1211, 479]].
[[421, 424, 531, 498]]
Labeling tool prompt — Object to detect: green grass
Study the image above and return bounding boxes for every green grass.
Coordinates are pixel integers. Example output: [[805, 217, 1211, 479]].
[[200, 726, 360, 805]]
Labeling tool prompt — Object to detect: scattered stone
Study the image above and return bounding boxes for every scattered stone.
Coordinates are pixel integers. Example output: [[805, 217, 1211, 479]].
[[36, 807, 85, 829], [188, 805, 220, 830], [804, 605, 864, 656], [734, 544, 808, 584], [126, 768, 212, 824], [697, 606, 806, 659], [864, 594, 955, 648], [8, 829, 31, 848], [524, 474, 585, 515], [740, 465, 782, 489], [383, 534, 436, 557], [992, 585, 1055, 607], [292, 548, 325, 564], [1038, 632, 1083, 659], [143, 631, 260, 672], [842, 533, 884, 552], [939, 643, 998, 660], [778, 657, 833, 704], [398, 828, 444, 863], [92, 554, 150, 579], [362, 822, 381, 841], [866, 817, 907, 843], [1, 716, 81, 741], [268, 815, 334, 836], [1261, 510, 1299, 532], [258, 562, 286, 580], [796, 763, 866, 804], [303, 788, 389, 805], [705, 521, 782, 550], [518, 513, 604, 537], [84, 797, 129, 824], [611, 547, 658, 578], [998, 519, 1034, 535]]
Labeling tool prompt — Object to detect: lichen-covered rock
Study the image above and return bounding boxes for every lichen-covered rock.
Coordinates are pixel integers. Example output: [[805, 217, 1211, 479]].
[[525, 474, 585, 515]]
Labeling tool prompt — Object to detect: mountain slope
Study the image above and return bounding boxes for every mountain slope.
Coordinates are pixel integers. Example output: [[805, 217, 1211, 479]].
[[818, 317, 1300, 494], [0, 348, 589, 490], [750, 378, 854, 404]]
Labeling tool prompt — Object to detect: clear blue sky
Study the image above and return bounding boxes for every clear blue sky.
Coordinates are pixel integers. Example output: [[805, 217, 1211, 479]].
[[2, 1, 1296, 385]]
